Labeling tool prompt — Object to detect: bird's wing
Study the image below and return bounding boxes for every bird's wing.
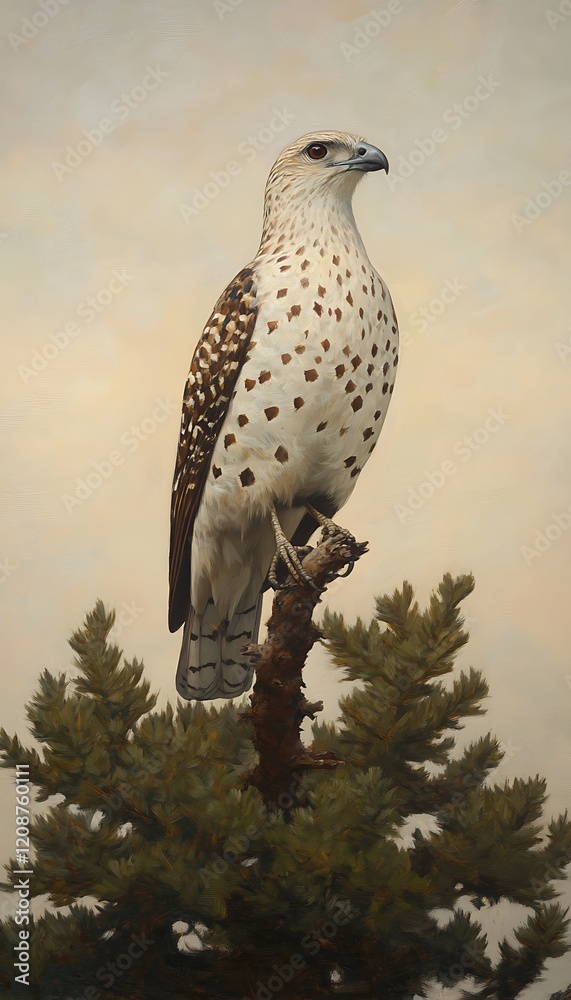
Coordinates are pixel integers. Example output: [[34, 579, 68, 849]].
[[169, 267, 258, 632]]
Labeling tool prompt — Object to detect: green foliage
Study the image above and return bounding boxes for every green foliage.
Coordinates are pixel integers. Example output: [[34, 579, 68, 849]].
[[0, 580, 569, 999]]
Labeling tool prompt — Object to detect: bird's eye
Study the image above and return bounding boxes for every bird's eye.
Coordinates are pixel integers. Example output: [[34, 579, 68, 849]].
[[306, 143, 328, 160]]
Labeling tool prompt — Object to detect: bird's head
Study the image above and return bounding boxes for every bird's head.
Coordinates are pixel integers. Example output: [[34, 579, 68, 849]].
[[260, 132, 389, 251], [265, 131, 389, 199]]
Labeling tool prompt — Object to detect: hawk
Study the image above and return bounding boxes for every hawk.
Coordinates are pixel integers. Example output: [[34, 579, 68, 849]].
[[169, 131, 398, 700]]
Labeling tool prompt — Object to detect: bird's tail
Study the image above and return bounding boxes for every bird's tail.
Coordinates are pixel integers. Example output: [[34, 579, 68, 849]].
[[175, 596, 263, 701]]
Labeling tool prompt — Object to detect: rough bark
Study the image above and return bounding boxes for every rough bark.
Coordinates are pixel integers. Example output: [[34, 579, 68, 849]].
[[240, 528, 368, 806]]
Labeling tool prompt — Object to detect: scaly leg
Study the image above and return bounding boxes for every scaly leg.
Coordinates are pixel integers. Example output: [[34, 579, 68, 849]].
[[268, 505, 322, 592], [304, 503, 357, 578]]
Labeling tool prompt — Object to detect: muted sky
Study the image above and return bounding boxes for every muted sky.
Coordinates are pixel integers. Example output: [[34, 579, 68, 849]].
[[1, 0, 570, 995]]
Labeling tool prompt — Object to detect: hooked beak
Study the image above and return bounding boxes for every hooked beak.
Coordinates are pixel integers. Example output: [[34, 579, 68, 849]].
[[328, 142, 389, 174]]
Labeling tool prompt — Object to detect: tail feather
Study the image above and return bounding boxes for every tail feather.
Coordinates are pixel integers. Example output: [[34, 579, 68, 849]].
[[176, 596, 263, 701]]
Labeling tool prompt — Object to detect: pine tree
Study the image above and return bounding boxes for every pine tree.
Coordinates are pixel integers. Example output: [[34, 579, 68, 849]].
[[0, 570, 569, 999]]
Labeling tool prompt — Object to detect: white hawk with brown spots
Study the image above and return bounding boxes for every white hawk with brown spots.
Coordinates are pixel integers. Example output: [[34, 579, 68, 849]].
[[169, 131, 398, 700]]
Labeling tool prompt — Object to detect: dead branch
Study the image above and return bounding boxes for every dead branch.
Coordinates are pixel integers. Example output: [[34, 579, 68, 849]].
[[241, 529, 368, 806]]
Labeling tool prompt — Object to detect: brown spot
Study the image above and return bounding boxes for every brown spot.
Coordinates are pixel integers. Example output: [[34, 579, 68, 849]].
[[280, 265, 290, 272], [328, 307, 332, 316], [382, 383, 389, 394], [224, 433, 236, 449], [321, 338, 330, 351], [344, 456, 356, 467], [265, 406, 279, 420], [390, 384, 394, 393], [345, 380, 356, 393], [361, 328, 366, 340], [259, 370, 271, 383], [393, 354, 399, 366], [275, 446, 289, 463], [316, 420, 327, 432], [367, 363, 374, 375], [365, 382, 373, 393], [339, 427, 349, 436], [351, 355, 362, 370], [293, 396, 305, 409], [305, 369, 318, 382], [351, 395, 363, 412], [295, 344, 305, 354], [392, 325, 397, 335], [383, 362, 389, 375], [319, 247, 325, 257], [318, 284, 326, 297], [332, 254, 340, 265], [345, 269, 351, 278], [342, 345, 351, 357], [295, 245, 306, 255], [277, 288, 288, 298], [385, 339, 390, 351], [350, 466, 361, 478], [277, 255, 288, 262], [314, 355, 322, 364], [336, 274, 343, 285], [237, 414, 249, 427], [363, 427, 374, 441], [362, 285, 368, 295], [359, 307, 364, 319], [240, 468, 255, 487], [378, 310, 384, 321], [371, 344, 378, 357], [313, 302, 323, 316], [335, 364, 346, 378], [267, 321, 278, 333], [374, 410, 382, 420], [301, 259, 310, 270], [281, 353, 292, 365], [346, 291, 353, 306], [371, 282, 376, 297], [335, 307, 342, 322], [212, 465, 222, 478], [245, 378, 256, 391], [287, 304, 301, 320], [300, 277, 310, 288]]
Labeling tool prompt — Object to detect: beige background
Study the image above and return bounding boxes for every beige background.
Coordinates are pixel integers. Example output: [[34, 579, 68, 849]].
[[1, 0, 570, 995]]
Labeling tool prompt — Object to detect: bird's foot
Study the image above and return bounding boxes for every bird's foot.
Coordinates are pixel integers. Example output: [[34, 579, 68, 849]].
[[305, 504, 358, 579], [268, 506, 322, 592], [268, 543, 321, 592]]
